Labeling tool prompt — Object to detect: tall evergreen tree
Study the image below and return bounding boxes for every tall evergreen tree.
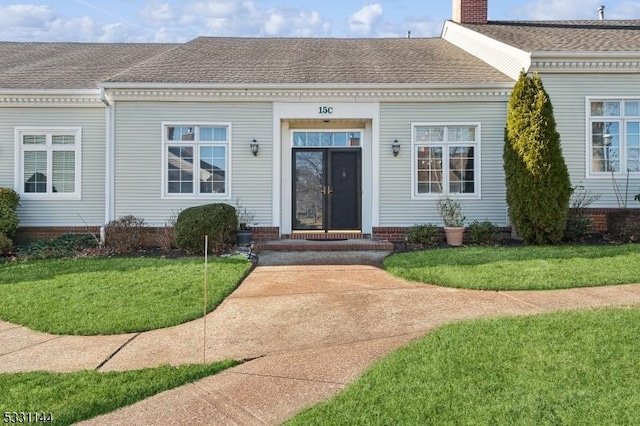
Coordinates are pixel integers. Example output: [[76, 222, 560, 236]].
[[504, 71, 571, 244]]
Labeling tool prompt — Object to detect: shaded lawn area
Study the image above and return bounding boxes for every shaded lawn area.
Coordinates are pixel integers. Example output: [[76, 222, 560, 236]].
[[289, 307, 640, 425], [0, 360, 238, 426], [0, 256, 251, 335], [384, 244, 640, 290]]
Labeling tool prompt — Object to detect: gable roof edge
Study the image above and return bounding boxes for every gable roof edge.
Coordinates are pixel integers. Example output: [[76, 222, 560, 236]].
[[442, 20, 530, 79]]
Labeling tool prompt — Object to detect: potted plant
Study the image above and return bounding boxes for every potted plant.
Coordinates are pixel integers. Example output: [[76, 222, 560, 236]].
[[235, 198, 255, 245], [437, 197, 465, 246]]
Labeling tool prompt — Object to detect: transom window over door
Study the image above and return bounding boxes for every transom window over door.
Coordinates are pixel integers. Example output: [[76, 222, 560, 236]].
[[15, 128, 81, 199], [412, 123, 479, 197], [588, 99, 640, 175], [163, 124, 229, 197]]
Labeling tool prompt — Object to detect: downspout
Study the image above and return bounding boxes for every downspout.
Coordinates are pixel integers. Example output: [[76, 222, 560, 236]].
[[100, 88, 114, 244]]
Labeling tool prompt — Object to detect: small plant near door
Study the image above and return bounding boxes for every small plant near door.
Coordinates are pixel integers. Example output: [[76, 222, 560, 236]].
[[438, 197, 465, 246], [235, 197, 255, 245]]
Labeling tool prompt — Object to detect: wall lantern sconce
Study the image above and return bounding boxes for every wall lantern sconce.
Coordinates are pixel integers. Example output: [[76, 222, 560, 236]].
[[391, 139, 401, 157], [250, 139, 259, 156]]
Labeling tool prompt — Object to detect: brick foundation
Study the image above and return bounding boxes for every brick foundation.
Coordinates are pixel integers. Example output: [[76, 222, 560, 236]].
[[14, 226, 101, 245]]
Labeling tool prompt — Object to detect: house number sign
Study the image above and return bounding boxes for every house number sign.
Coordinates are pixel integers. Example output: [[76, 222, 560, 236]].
[[319, 106, 334, 114]]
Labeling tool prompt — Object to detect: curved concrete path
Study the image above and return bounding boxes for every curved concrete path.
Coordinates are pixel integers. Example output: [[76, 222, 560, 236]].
[[2, 265, 640, 425]]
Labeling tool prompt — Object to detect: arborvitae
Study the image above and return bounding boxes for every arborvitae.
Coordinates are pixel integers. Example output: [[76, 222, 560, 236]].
[[504, 71, 571, 244]]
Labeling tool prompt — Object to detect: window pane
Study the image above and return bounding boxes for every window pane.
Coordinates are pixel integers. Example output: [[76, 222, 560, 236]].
[[52, 135, 75, 145], [167, 146, 194, 193], [625, 102, 640, 116], [23, 135, 46, 145], [52, 151, 75, 193], [293, 133, 307, 147], [416, 146, 443, 193], [199, 146, 225, 194], [167, 126, 195, 141], [348, 132, 361, 146], [415, 126, 444, 142], [448, 127, 476, 142], [627, 121, 640, 172], [591, 101, 620, 117], [591, 121, 620, 172], [449, 146, 475, 193], [200, 127, 227, 142], [24, 151, 47, 193]]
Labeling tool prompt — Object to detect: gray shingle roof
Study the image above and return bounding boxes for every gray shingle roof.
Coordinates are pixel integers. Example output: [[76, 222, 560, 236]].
[[0, 42, 176, 90], [105, 37, 513, 85], [460, 20, 640, 52]]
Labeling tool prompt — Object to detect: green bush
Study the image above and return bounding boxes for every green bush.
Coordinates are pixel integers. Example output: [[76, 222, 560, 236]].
[[504, 72, 571, 244], [104, 215, 146, 253], [406, 224, 442, 247], [16, 234, 98, 260], [175, 203, 238, 254], [468, 220, 500, 245], [0, 233, 13, 255], [0, 188, 20, 237]]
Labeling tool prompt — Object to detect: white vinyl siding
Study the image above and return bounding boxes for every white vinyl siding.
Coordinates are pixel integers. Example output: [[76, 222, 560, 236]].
[[16, 128, 81, 199], [379, 101, 507, 227], [529, 73, 640, 208], [113, 102, 273, 225], [0, 107, 105, 227]]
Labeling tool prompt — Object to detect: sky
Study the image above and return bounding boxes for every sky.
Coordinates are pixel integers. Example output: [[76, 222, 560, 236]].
[[0, 0, 639, 43]]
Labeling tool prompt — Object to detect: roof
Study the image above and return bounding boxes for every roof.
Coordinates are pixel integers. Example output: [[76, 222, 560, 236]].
[[105, 37, 513, 85], [460, 20, 640, 52], [0, 42, 176, 90]]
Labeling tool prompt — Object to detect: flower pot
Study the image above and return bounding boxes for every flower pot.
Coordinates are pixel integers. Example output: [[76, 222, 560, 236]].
[[444, 226, 464, 246], [236, 229, 253, 245]]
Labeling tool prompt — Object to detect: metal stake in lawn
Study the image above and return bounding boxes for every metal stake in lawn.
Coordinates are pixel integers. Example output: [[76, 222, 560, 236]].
[[203, 235, 209, 363]]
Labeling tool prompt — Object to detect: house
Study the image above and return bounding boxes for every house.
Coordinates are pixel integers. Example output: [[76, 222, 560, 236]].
[[1, 0, 639, 243]]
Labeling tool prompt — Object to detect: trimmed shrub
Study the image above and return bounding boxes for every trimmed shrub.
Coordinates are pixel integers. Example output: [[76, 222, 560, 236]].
[[105, 215, 146, 253], [175, 203, 238, 254], [468, 220, 500, 245], [504, 71, 571, 244], [406, 224, 442, 247], [0, 233, 13, 255], [0, 188, 20, 237]]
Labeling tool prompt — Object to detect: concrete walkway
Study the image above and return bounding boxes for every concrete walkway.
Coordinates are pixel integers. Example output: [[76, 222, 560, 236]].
[[2, 264, 640, 425]]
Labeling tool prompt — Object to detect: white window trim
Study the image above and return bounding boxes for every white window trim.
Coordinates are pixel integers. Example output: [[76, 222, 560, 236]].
[[14, 127, 82, 200], [160, 122, 232, 199], [411, 122, 481, 200], [585, 97, 640, 179]]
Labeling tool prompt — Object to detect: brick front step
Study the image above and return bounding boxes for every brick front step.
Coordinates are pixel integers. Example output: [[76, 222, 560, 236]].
[[254, 239, 394, 252], [287, 232, 368, 240]]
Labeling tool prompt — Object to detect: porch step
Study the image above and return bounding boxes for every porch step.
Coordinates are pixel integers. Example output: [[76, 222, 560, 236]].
[[254, 238, 394, 252], [288, 232, 368, 240]]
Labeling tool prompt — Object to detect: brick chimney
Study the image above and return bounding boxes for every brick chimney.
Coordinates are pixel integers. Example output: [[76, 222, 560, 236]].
[[452, 0, 488, 24]]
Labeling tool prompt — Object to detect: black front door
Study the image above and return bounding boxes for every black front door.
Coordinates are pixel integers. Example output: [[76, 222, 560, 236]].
[[293, 148, 361, 231]]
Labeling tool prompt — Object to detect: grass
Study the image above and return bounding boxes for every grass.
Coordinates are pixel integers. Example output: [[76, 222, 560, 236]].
[[384, 243, 640, 290], [0, 360, 238, 425], [0, 256, 251, 335], [289, 307, 640, 425]]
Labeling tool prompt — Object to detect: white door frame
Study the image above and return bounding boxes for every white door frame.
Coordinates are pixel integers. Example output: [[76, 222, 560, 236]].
[[273, 102, 380, 235]]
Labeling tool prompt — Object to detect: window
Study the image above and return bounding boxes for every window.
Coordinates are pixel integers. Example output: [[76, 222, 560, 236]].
[[589, 99, 640, 175], [293, 131, 361, 147], [413, 123, 479, 197], [163, 124, 229, 197], [15, 128, 81, 199]]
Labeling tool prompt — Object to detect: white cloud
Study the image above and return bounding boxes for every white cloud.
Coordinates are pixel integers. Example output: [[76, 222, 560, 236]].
[[512, 0, 604, 20], [264, 13, 286, 36], [0, 4, 54, 26], [139, 0, 175, 26], [349, 3, 383, 35]]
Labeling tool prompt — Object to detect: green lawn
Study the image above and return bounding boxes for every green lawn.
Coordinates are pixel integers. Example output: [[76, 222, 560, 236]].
[[0, 256, 251, 335], [384, 244, 640, 290], [289, 307, 640, 425], [0, 360, 238, 426]]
